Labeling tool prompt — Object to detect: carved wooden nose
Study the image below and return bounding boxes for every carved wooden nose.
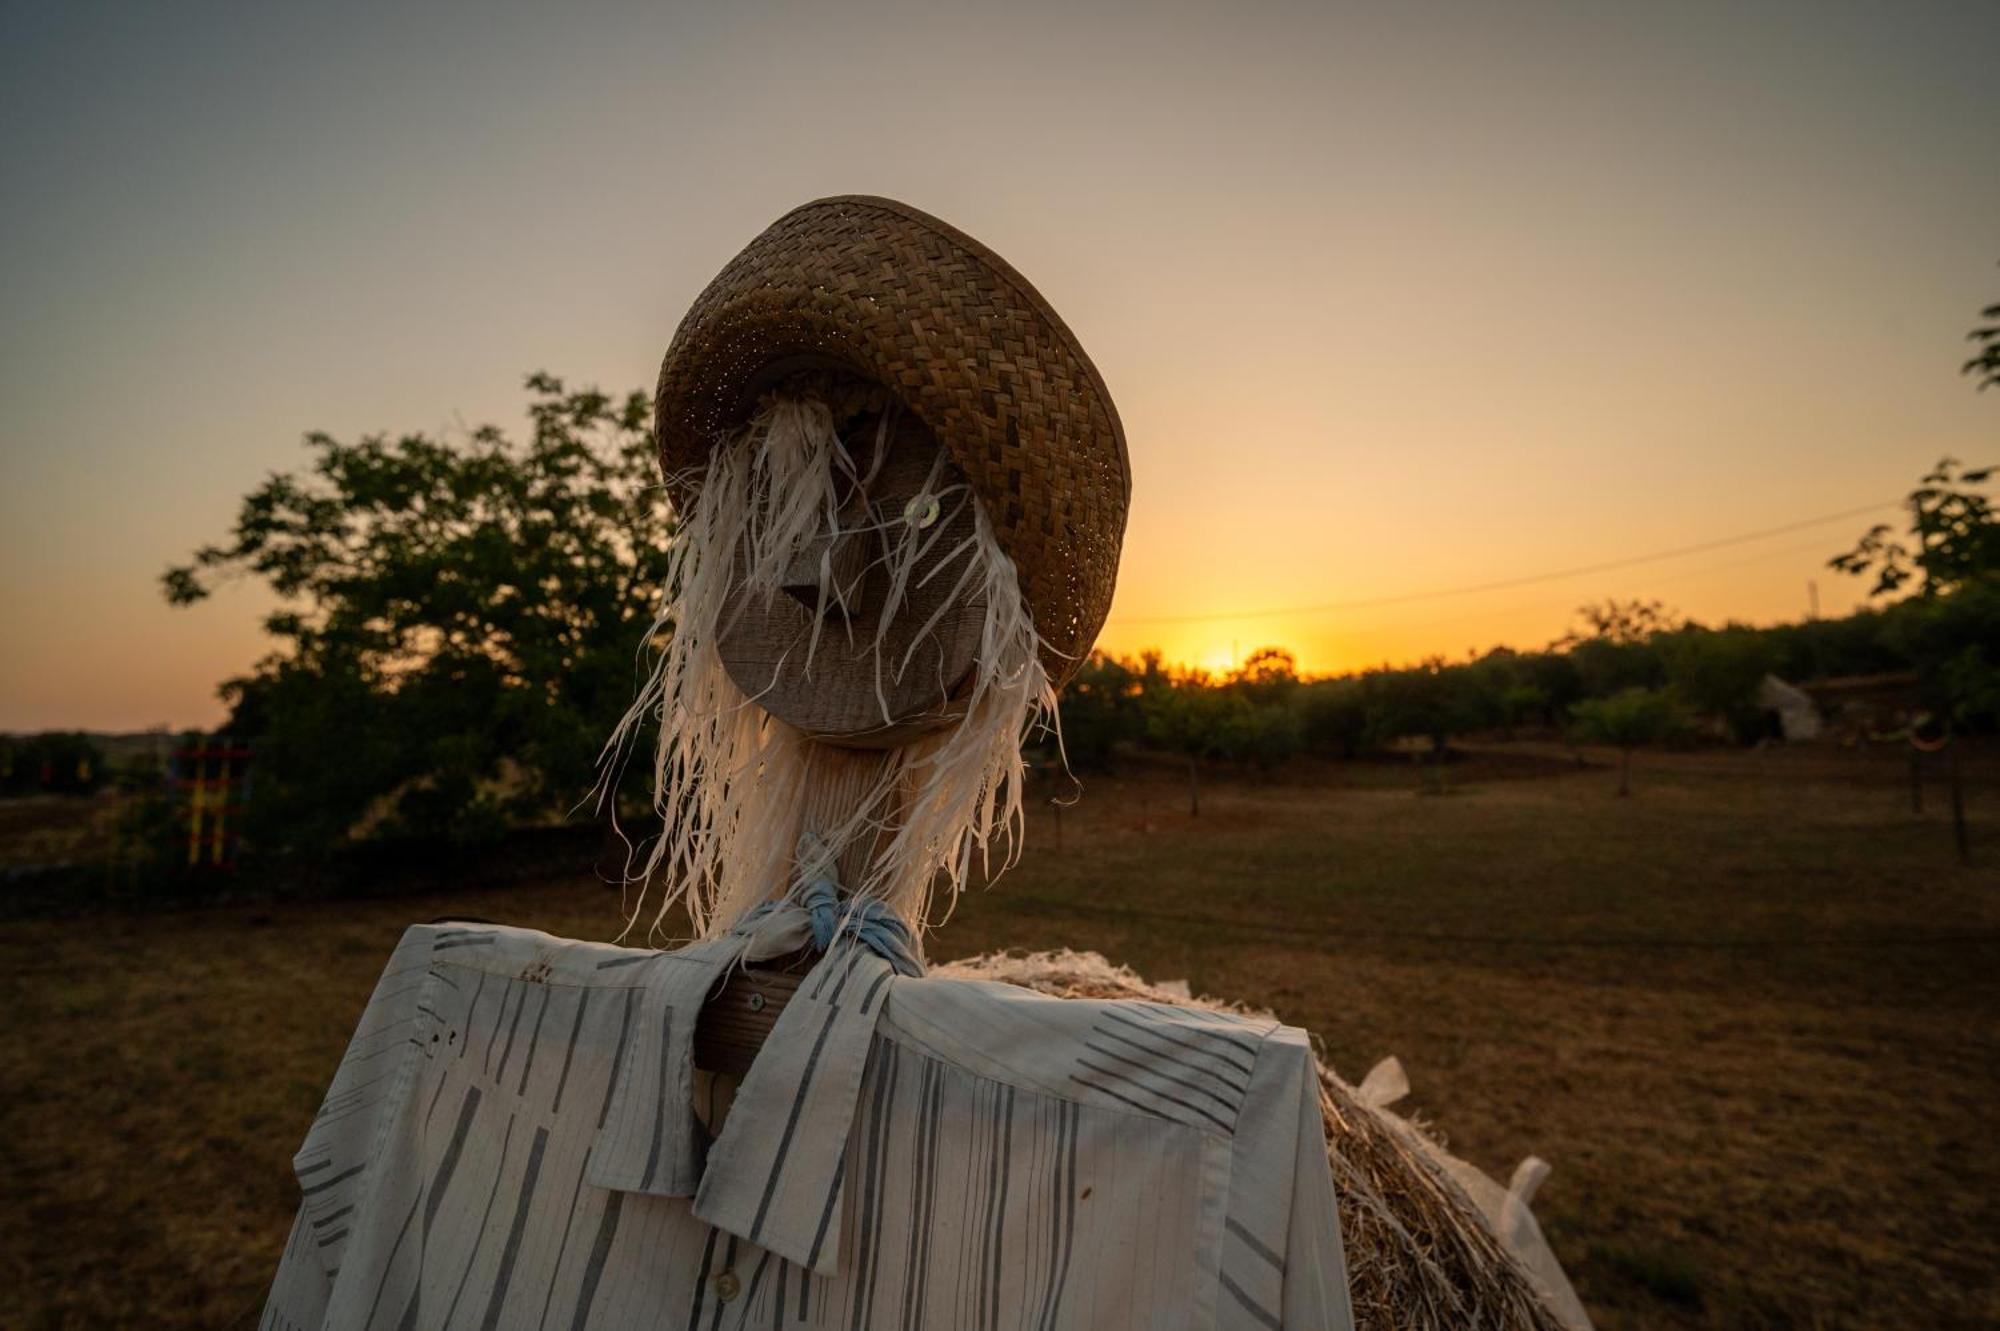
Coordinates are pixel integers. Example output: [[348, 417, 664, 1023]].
[[781, 528, 872, 619], [780, 580, 827, 615]]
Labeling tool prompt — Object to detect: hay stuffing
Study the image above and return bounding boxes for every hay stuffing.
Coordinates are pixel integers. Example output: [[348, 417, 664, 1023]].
[[937, 949, 1590, 1331]]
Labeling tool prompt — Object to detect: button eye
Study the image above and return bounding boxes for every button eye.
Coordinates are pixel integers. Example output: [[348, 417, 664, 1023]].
[[903, 494, 941, 530]]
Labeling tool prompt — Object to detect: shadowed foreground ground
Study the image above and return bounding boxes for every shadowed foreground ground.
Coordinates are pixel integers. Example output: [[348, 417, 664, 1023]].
[[2, 742, 1995, 1329]]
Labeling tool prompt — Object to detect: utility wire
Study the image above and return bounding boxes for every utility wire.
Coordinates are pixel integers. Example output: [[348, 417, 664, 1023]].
[[1363, 533, 1856, 646], [1105, 498, 1900, 626]]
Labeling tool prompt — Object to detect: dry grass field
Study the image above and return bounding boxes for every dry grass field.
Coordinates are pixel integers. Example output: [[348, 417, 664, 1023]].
[[2, 742, 1995, 1330]]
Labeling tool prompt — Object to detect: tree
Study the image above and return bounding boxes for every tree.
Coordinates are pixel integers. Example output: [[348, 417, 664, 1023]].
[[1496, 682, 1550, 736], [1228, 647, 1300, 706], [1365, 658, 1483, 753], [1829, 458, 1996, 599], [1465, 648, 1554, 738], [1884, 574, 2000, 730], [1055, 652, 1147, 770], [1569, 687, 1688, 796], [1761, 604, 1904, 684], [1823, 293, 2000, 729], [1296, 678, 1371, 758], [1557, 599, 1682, 648], [1233, 699, 1302, 775], [1663, 627, 1775, 743], [1964, 272, 1999, 391], [1518, 650, 1586, 719], [1219, 649, 1304, 774], [163, 374, 674, 855], [1555, 599, 1676, 702], [1360, 659, 1487, 793], [1142, 675, 1249, 816]]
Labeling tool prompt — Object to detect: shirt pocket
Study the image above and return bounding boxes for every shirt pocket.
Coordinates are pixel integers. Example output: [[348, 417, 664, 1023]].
[[584, 956, 713, 1198]]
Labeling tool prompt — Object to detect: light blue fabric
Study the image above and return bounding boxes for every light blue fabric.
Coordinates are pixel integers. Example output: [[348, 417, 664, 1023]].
[[735, 865, 926, 978]]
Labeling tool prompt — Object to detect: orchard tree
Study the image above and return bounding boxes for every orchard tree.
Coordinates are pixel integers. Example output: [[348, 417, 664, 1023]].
[[1224, 648, 1304, 775], [1366, 658, 1485, 749], [164, 374, 674, 854], [1228, 647, 1301, 706], [1142, 675, 1253, 816], [1569, 687, 1689, 796], [1296, 677, 1370, 758], [1663, 627, 1775, 743], [1358, 659, 1487, 793], [1055, 652, 1148, 770], [1557, 599, 1682, 647], [1557, 600, 1678, 700]]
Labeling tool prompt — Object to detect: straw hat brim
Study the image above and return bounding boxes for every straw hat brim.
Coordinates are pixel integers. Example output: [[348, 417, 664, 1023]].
[[654, 196, 1130, 688]]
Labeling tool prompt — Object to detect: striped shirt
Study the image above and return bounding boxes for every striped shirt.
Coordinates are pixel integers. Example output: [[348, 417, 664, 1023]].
[[262, 910, 1354, 1330]]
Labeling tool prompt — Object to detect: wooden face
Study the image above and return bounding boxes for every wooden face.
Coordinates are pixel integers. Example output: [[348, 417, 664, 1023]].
[[717, 406, 985, 746]]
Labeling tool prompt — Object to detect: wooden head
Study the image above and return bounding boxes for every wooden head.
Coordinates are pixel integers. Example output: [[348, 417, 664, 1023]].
[[716, 387, 986, 749], [609, 369, 1057, 943]]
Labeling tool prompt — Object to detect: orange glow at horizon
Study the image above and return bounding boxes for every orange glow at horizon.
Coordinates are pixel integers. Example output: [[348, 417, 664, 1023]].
[[1089, 519, 1887, 680]]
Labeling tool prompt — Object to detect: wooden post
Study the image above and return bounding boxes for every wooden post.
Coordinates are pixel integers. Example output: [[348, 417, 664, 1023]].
[[694, 742, 895, 1078], [212, 743, 232, 865], [1948, 739, 1970, 866], [103, 789, 121, 895], [186, 757, 204, 867], [797, 744, 895, 886]]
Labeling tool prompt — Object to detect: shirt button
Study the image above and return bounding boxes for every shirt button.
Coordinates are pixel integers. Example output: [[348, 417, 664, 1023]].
[[714, 1270, 741, 1303]]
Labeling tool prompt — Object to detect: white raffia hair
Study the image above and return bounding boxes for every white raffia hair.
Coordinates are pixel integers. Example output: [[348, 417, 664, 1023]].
[[598, 395, 1057, 945]]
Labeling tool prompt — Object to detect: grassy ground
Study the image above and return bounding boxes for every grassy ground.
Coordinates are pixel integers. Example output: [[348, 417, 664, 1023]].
[[0, 794, 118, 869], [2, 742, 1995, 1329]]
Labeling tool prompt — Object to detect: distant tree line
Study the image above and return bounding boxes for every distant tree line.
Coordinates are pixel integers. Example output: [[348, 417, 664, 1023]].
[[153, 406, 1992, 853], [1057, 456, 1998, 805], [1053, 567, 1996, 797], [0, 732, 108, 796], [117, 280, 1990, 864]]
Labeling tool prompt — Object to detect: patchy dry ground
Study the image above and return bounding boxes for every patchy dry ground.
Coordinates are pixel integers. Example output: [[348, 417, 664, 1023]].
[[2, 743, 1995, 1329]]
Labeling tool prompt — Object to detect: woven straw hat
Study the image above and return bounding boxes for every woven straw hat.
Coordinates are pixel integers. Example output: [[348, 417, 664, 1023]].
[[654, 195, 1130, 688]]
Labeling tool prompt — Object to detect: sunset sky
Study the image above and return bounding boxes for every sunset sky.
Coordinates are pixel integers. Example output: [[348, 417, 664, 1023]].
[[2, 1, 1995, 731]]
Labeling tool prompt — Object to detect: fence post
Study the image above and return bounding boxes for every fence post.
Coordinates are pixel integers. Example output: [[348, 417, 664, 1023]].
[[1949, 740, 1971, 866]]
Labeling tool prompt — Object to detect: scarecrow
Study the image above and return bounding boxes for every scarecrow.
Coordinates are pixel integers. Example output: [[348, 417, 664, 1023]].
[[261, 197, 1588, 1331], [597, 194, 1116, 944]]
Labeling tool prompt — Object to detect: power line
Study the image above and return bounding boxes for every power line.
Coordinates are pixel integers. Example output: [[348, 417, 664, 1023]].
[[1104, 498, 1899, 626], [1357, 533, 1855, 646]]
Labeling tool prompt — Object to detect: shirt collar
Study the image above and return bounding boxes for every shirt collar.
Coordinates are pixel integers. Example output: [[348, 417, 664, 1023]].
[[583, 904, 897, 1277]]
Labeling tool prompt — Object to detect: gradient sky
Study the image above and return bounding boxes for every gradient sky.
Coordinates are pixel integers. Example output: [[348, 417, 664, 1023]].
[[3, 1, 1995, 731]]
